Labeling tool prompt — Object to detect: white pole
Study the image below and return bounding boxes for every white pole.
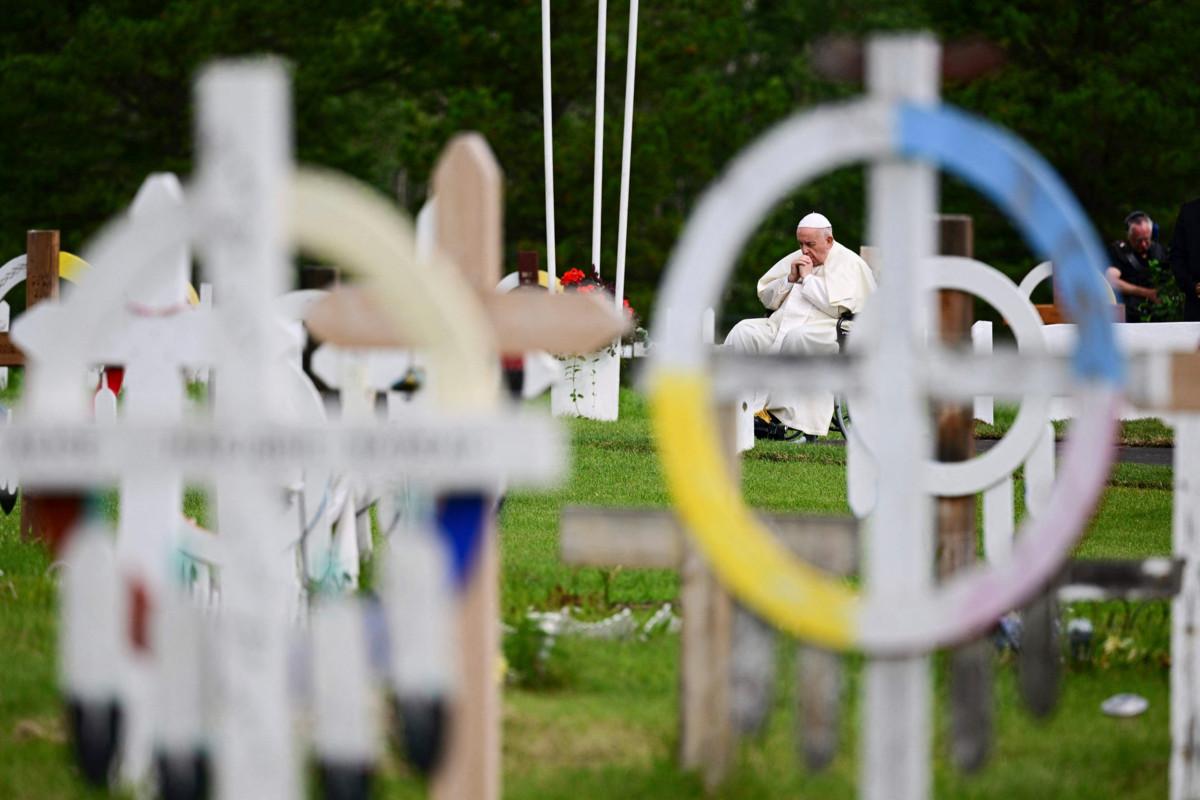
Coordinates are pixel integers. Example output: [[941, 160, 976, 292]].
[[1171, 416, 1200, 800], [590, 0, 608, 277], [540, 0, 558, 285], [861, 34, 940, 800], [612, 0, 638, 312]]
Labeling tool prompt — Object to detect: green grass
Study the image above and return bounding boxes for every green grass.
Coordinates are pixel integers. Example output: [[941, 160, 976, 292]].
[[0, 386, 1178, 798], [978, 402, 1175, 447]]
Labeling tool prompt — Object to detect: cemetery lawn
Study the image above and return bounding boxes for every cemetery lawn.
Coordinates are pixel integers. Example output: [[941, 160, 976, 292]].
[[978, 402, 1175, 447], [0, 386, 1175, 798]]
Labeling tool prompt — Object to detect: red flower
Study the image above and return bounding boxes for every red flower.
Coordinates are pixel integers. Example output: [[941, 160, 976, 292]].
[[561, 268, 586, 286], [578, 284, 597, 294]]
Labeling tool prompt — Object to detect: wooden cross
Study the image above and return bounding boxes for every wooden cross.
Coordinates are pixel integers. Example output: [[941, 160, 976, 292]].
[[559, 410, 857, 790], [302, 134, 627, 800]]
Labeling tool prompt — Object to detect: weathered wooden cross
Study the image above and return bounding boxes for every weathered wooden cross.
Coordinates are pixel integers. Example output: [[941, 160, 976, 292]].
[[559, 404, 856, 789], [298, 124, 629, 800], [561, 501, 857, 788]]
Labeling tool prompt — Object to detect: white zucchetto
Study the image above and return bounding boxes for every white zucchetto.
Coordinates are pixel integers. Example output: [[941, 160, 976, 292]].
[[796, 212, 832, 230]]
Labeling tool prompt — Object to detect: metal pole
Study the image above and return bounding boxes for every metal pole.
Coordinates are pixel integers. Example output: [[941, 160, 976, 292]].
[[613, 0, 639, 312], [589, 0, 608, 277], [540, 0, 558, 284]]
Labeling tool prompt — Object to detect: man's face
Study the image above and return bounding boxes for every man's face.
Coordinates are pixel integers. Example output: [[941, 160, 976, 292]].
[[796, 227, 834, 265], [1128, 220, 1153, 256]]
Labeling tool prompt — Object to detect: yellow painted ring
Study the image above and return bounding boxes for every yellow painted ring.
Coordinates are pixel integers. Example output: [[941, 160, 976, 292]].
[[650, 370, 857, 649], [58, 251, 201, 305], [57, 252, 89, 282]]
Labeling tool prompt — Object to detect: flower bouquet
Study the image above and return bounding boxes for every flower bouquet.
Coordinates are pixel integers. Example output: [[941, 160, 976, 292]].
[[550, 267, 639, 420]]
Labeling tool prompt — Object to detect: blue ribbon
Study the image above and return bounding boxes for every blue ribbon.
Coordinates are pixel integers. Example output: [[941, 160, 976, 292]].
[[436, 493, 490, 588]]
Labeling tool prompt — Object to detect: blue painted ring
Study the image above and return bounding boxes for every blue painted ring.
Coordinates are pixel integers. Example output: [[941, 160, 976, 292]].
[[898, 103, 1121, 384]]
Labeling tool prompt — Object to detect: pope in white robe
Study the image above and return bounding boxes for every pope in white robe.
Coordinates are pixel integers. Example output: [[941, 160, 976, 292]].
[[724, 213, 877, 436]]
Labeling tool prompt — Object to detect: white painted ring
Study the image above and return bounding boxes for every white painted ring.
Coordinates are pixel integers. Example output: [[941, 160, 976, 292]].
[[849, 256, 1051, 496], [646, 96, 1121, 652], [1018, 261, 1054, 300]]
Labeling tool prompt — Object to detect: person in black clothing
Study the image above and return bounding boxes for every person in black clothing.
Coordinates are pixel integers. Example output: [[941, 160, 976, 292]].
[[1169, 199, 1200, 321], [1107, 211, 1167, 322]]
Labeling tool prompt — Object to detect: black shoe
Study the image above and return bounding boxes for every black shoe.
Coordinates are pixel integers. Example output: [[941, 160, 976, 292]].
[[753, 411, 806, 442]]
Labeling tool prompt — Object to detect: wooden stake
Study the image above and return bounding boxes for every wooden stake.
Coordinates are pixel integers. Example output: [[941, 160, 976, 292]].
[[430, 133, 503, 800], [796, 646, 842, 770], [935, 215, 992, 771], [795, 518, 858, 771], [517, 250, 540, 288], [680, 405, 736, 789], [1, 229, 58, 368], [18, 230, 61, 545], [1018, 591, 1060, 718]]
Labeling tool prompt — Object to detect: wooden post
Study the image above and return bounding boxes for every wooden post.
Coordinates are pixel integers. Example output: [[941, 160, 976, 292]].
[[517, 250, 540, 288], [430, 134, 503, 800], [935, 215, 992, 770], [18, 230, 62, 544], [1, 229, 59, 368], [680, 405, 736, 789], [25, 230, 60, 306], [1017, 422, 1060, 717]]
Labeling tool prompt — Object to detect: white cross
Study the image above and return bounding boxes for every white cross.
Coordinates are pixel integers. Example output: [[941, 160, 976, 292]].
[[6, 60, 564, 799]]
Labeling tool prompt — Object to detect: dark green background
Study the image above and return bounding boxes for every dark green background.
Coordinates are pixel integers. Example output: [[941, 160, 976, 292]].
[[1, 0, 1195, 329]]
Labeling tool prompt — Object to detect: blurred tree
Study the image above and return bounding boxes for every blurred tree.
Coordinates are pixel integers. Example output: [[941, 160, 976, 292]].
[[0, 0, 1195, 326]]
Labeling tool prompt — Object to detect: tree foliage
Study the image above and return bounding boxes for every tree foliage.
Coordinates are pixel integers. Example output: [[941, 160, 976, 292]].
[[0, 1, 1196, 325]]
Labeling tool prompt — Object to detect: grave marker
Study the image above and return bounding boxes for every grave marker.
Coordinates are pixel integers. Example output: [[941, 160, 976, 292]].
[[3, 60, 566, 799], [560, 500, 857, 788], [643, 31, 1124, 800]]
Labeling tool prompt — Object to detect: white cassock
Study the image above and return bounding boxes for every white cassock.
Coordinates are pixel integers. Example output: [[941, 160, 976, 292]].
[[724, 240, 876, 435]]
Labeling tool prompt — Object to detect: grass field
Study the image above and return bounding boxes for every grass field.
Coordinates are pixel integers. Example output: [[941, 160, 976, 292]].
[[0, 385, 1177, 798]]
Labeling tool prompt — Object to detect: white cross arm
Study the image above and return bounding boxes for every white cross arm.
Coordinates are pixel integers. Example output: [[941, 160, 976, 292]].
[[0, 414, 564, 488], [712, 347, 1197, 410], [929, 350, 1200, 412], [14, 303, 221, 368], [708, 349, 1057, 402]]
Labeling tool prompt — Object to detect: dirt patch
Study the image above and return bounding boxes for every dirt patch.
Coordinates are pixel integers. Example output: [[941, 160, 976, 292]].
[[12, 716, 65, 744]]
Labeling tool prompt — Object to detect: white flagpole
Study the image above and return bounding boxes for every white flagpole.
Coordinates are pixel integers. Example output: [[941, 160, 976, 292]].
[[590, 0, 608, 277], [613, 0, 638, 313], [541, 0, 558, 285]]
